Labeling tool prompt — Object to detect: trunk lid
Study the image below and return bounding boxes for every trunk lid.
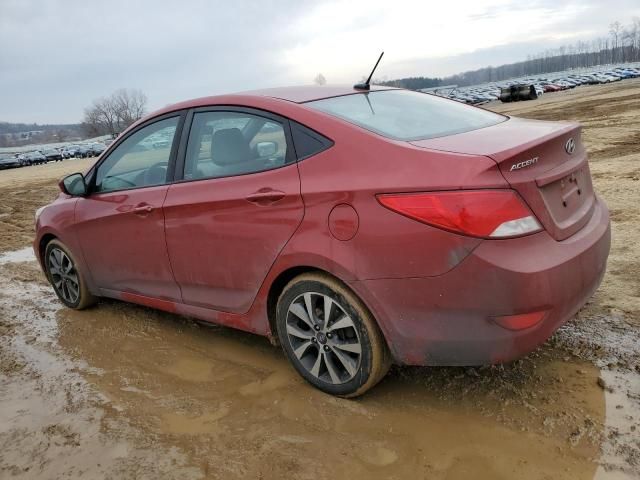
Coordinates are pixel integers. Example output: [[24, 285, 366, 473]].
[[410, 117, 595, 241]]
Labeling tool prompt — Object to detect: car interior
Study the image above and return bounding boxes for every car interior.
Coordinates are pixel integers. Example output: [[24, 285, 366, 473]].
[[184, 114, 287, 181]]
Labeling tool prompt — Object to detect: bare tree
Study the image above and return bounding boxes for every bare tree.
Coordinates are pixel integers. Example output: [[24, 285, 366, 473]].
[[83, 88, 147, 137], [112, 88, 147, 130], [610, 21, 622, 61], [313, 73, 327, 85], [55, 129, 68, 142], [82, 104, 107, 137]]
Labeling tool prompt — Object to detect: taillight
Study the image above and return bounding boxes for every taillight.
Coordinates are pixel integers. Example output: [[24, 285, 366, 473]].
[[377, 190, 542, 238]]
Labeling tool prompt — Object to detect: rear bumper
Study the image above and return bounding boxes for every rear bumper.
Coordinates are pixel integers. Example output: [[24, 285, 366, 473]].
[[349, 196, 611, 366]]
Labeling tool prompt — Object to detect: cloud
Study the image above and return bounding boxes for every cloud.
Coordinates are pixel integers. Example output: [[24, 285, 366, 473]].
[[0, 0, 638, 123]]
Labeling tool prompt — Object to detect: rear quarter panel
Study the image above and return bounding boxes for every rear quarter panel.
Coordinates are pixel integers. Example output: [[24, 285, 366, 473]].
[[282, 109, 510, 280]]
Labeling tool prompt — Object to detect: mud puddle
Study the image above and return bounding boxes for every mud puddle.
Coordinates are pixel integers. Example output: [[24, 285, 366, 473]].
[[0, 249, 638, 479]]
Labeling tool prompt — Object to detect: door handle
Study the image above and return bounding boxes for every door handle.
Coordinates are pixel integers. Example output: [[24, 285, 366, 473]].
[[246, 189, 285, 205], [132, 203, 154, 215]]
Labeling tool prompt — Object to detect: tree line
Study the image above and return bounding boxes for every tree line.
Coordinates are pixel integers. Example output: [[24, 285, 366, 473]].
[[0, 122, 83, 148], [378, 76, 442, 90], [380, 18, 640, 89]]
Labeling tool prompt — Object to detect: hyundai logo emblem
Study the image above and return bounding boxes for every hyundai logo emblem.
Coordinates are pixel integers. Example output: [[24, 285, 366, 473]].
[[565, 138, 576, 155]]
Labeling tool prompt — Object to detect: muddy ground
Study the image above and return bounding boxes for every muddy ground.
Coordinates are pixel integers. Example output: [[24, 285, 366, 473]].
[[1, 81, 639, 479]]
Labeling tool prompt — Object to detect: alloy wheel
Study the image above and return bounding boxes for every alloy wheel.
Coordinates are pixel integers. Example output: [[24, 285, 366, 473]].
[[48, 247, 80, 304], [285, 292, 362, 385]]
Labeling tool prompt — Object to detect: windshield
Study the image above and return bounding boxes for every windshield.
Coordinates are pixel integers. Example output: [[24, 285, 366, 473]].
[[306, 89, 505, 141]]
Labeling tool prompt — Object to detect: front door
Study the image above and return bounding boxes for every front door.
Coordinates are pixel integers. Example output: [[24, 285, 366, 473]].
[[74, 115, 182, 301], [163, 109, 303, 313]]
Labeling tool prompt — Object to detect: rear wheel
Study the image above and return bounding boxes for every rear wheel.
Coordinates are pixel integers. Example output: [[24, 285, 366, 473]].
[[44, 240, 97, 309], [276, 273, 391, 397]]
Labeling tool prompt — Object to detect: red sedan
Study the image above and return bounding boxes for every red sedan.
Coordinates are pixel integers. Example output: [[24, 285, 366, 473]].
[[34, 86, 610, 396], [543, 84, 563, 93]]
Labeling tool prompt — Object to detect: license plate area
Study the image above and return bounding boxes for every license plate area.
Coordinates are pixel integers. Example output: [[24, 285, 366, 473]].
[[539, 166, 594, 229]]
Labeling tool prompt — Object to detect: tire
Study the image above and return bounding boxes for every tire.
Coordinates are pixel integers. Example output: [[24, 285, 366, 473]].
[[276, 272, 391, 397], [44, 239, 97, 310]]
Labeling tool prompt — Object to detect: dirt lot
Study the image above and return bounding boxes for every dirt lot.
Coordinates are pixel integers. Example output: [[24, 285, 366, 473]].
[[1, 81, 639, 479]]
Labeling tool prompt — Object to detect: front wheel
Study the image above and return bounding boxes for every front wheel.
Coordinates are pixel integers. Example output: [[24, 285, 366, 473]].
[[276, 273, 391, 397], [44, 239, 97, 309]]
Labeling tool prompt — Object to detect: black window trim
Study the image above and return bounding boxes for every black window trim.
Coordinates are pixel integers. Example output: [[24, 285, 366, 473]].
[[289, 120, 334, 161], [173, 105, 297, 183], [85, 110, 187, 195]]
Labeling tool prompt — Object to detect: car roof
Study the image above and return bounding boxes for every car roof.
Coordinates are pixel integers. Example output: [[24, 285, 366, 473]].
[[134, 84, 401, 132], [161, 84, 397, 111], [239, 84, 397, 103]]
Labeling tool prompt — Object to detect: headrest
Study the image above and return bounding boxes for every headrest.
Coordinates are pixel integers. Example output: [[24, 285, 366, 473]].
[[211, 128, 251, 166]]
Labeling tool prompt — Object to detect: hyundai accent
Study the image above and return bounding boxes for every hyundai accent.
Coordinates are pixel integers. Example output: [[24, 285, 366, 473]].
[[34, 85, 610, 396]]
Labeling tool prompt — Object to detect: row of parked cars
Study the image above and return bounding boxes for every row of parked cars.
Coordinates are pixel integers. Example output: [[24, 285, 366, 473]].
[[443, 64, 640, 105], [0, 142, 108, 170]]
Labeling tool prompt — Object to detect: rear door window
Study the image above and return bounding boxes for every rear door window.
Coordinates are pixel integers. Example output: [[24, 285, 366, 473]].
[[306, 89, 505, 141], [183, 111, 290, 180]]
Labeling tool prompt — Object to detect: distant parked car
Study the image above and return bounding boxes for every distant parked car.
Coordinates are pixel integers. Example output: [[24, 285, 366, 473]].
[[26, 151, 47, 165], [543, 84, 562, 92], [594, 74, 614, 83], [581, 75, 601, 85], [66, 145, 82, 158], [43, 149, 63, 162], [0, 154, 23, 169], [614, 69, 637, 78], [603, 71, 623, 79], [14, 153, 29, 166], [75, 145, 92, 158], [88, 143, 106, 156]]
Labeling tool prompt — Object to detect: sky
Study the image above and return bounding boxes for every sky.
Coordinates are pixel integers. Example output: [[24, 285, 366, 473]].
[[1, 0, 639, 123]]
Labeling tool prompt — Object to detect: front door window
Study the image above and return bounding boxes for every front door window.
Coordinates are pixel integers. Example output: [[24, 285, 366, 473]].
[[95, 116, 179, 193]]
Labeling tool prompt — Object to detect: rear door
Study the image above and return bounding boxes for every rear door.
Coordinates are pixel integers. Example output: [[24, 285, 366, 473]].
[[163, 107, 303, 314]]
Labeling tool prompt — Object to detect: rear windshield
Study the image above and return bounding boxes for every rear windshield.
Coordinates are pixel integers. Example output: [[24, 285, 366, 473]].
[[306, 89, 505, 141]]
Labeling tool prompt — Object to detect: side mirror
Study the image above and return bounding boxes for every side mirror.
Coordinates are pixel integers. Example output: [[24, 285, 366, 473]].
[[59, 173, 87, 196], [256, 141, 277, 157]]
